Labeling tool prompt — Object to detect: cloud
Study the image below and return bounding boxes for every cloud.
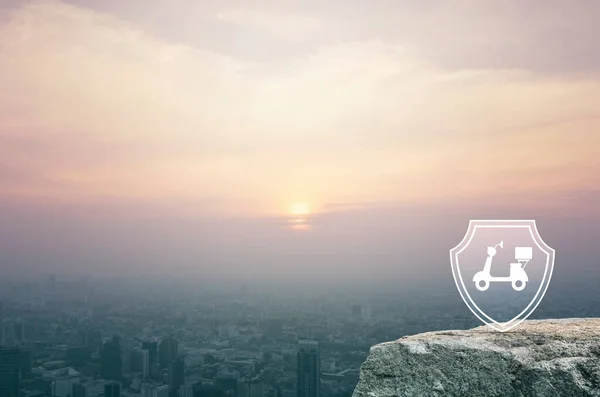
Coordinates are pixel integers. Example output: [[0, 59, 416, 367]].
[[0, 0, 598, 216], [33, 0, 600, 73], [215, 8, 324, 41]]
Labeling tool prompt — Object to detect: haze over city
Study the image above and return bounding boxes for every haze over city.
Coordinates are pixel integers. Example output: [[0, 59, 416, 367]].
[[2, 2, 600, 397]]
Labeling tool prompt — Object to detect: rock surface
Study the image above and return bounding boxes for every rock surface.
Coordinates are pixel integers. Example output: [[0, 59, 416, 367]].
[[353, 318, 600, 397]]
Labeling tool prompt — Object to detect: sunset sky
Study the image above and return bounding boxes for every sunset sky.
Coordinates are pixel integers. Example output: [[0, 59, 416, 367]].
[[0, 0, 598, 280]]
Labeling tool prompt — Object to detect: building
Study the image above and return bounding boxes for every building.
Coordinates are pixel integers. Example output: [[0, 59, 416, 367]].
[[297, 340, 320, 397], [155, 385, 170, 397], [244, 378, 262, 397], [76, 379, 109, 397], [72, 383, 86, 397], [19, 348, 32, 378], [142, 349, 151, 379], [122, 348, 132, 373], [214, 377, 236, 397], [142, 341, 159, 377], [159, 337, 178, 368], [142, 383, 170, 397], [168, 357, 185, 397], [0, 348, 20, 397], [141, 383, 153, 397], [50, 367, 81, 397], [104, 381, 121, 397], [178, 384, 194, 397], [101, 336, 122, 380]]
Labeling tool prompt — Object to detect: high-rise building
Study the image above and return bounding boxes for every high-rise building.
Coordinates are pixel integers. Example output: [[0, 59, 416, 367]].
[[122, 348, 132, 373], [19, 348, 31, 379], [142, 341, 158, 377], [129, 349, 142, 372], [141, 349, 151, 379], [159, 337, 178, 368], [244, 378, 262, 397], [101, 336, 122, 381], [168, 357, 185, 397], [104, 381, 121, 397], [0, 348, 21, 397], [297, 340, 320, 397]]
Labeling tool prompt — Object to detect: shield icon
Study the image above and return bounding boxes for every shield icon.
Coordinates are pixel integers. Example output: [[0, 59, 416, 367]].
[[450, 220, 555, 332]]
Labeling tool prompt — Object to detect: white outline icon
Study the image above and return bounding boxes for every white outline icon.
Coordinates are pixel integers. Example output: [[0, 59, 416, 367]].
[[450, 220, 555, 332], [472, 241, 531, 292]]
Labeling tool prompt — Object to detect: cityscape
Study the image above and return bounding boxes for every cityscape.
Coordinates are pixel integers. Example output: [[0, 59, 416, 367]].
[[1, 273, 599, 397], [1, 0, 600, 396]]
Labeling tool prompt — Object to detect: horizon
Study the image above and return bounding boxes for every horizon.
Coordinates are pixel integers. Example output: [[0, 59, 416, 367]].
[[0, 0, 599, 282]]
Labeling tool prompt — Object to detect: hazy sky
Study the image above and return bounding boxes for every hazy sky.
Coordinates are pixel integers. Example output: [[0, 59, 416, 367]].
[[0, 0, 598, 281]]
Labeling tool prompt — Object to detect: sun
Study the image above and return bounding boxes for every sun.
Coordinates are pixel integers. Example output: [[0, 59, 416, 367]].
[[287, 202, 314, 231], [290, 202, 311, 216]]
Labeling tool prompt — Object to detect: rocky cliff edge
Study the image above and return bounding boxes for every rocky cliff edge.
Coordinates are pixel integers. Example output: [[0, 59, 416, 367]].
[[353, 318, 600, 397]]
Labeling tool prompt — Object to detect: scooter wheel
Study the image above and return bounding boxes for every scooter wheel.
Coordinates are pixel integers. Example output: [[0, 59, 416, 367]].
[[512, 280, 526, 291], [475, 279, 489, 291]]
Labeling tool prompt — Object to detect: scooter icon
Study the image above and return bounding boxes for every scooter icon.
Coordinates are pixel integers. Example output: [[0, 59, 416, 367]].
[[473, 241, 531, 292]]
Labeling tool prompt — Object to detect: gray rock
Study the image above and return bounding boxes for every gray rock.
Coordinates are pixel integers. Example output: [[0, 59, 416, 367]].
[[353, 318, 600, 397]]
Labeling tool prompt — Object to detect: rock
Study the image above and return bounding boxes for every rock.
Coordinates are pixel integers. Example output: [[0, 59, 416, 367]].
[[353, 318, 600, 397]]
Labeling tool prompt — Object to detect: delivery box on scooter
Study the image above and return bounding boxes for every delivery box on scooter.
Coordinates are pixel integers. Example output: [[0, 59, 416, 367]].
[[515, 247, 533, 260]]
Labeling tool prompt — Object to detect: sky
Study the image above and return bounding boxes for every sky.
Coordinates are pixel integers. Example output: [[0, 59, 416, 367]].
[[0, 0, 599, 282]]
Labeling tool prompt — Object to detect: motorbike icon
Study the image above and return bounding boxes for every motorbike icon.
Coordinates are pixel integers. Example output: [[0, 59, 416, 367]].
[[473, 241, 532, 292]]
